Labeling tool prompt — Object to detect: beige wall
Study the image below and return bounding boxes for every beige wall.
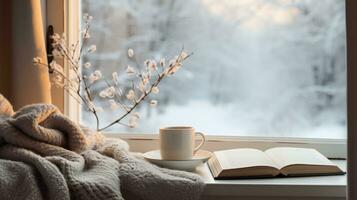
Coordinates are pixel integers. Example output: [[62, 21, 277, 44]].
[[0, 0, 12, 100]]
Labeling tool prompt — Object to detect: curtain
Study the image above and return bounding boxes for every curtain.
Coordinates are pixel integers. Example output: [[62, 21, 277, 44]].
[[0, 0, 11, 99], [347, 0, 357, 199], [3, 0, 52, 110]]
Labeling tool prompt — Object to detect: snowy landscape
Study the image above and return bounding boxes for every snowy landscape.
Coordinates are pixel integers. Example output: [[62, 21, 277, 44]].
[[81, 0, 346, 138]]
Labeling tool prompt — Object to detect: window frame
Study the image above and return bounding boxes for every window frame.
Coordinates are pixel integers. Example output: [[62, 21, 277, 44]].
[[47, 0, 347, 159]]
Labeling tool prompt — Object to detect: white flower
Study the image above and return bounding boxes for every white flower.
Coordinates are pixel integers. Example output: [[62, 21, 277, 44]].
[[128, 49, 134, 58], [128, 115, 139, 128], [169, 59, 176, 67], [99, 86, 116, 98], [151, 86, 159, 94], [50, 61, 63, 73], [159, 58, 165, 67], [108, 99, 119, 110], [94, 70, 102, 78], [83, 13, 93, 21], [142, 75, 149, 86], [133, 112, 140, 119], [99, 90, 107, 98], [126, 89, 135, 100], [126, 65, 136, 75], [83, 13, 89, 19], [139, 82, 146, 92], [95, 106, 103, 113], [144, 60, 151, 67], [84, 62, 91, 68], [180, 51, 188, 59], [88, 45, 97, 53], [33, 57, 42, 64], [88, 73, 98, 84], [149, 100, 158, 107], [52, 75, 64, 88], [106, 86, 116, 98], [112, 72, 118, 84], [169, 63, 182, 75], [148, 60, 157, 71], [88, 70, 102, 84]]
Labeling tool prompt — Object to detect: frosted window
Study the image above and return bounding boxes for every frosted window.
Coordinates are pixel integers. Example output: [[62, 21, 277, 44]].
[[81, 0, 346, 138]]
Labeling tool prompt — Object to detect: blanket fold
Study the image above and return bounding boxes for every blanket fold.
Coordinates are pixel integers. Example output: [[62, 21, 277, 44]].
[[0, 94, 204, 200]]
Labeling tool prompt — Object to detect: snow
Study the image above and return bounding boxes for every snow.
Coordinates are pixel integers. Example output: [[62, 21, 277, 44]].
[[81, 0, 347, 139]]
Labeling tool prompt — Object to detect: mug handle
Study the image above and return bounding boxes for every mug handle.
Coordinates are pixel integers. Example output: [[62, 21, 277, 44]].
[[194, 132, 206, 154]]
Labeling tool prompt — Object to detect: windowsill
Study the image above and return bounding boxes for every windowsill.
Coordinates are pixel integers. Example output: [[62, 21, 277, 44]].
[[195, 159, 346, 200]]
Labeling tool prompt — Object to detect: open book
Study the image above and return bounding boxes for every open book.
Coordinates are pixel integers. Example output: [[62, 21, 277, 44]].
[[208, 147, 345, 179]]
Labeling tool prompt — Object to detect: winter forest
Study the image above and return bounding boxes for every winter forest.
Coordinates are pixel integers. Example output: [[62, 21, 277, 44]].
[[81, 0, 346, 138]]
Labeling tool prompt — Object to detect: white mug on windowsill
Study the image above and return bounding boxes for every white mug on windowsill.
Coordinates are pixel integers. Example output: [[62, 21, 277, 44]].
[[159, 126, 206, 160]]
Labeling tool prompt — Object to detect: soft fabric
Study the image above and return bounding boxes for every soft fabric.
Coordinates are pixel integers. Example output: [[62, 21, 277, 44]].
[[0, 101, 205, 200]]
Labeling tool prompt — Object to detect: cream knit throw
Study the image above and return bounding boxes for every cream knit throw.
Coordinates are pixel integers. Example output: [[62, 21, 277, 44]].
[[0, 94, 204, 200]]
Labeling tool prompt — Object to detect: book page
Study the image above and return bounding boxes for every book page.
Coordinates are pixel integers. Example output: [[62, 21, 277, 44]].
[[265, 147, 336, 169], [214, 148, 280, 170]]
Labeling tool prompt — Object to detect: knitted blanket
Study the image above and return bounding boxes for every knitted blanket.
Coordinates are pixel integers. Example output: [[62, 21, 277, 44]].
[[0, 94, 204, 200]]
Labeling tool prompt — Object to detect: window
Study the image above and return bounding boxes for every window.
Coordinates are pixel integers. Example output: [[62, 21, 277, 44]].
[[79, 0, 347, 139]]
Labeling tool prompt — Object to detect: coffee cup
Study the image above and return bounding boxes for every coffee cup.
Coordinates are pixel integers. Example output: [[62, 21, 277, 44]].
[[160, 126, 205, 160]]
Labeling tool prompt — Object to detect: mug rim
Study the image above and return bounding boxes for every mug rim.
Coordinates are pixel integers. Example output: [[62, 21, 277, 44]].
[[160, 126, 194, 131]]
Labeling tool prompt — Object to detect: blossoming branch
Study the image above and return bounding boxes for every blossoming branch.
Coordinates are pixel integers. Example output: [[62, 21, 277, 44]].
[[33, 13, 190, 131]]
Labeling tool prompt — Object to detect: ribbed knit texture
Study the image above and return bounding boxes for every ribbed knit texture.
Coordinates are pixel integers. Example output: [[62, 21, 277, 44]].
[[0, 94, 205, 200]]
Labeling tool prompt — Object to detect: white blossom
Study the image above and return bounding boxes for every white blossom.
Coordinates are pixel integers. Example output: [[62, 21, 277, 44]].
[[99, 86, 116, 98], [52, 75, 64, 88], [88, 70, 102, 84], [88, 45, 97, 53], [83, 13, 89, 19], [148, 60, 157, 71], [33, 57, 42, 64], [128, 115, 139, 128], [84, 62, 91, 68], [149, 100, 158, 107], [108, 99, 119, 110], [144, 60, 151, 68], [169, 59, 176, 67], [126, 65, 136, 75], [180, 51, 188, 59], [126, 89, 135, 100], [50, 61, 63, 73], [142, 75, 149, 86], [112, 72, 118, 84], [133, 112, 141, 119], [152, 86, 159, 94], [83, 13, 93, 21], [88, 74, 97, 84], [99, 90, 107, 98], [95, 106, 103, 113], [139, 82, 146, 92], [159, 58, 165, 67], [128, 49, 134, 58], [94, 70, 102, 78]]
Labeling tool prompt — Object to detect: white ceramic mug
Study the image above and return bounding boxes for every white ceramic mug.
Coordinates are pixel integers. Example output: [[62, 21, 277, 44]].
[[160, 126, 206, 160]]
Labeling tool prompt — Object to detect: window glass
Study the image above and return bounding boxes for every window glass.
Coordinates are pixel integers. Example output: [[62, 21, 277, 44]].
[[81, 0, 346, 138]]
